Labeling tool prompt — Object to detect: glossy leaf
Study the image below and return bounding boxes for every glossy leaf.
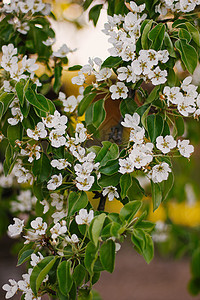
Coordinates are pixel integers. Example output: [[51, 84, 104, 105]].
[[100, 240, 115, 273], [175, 39, 198, 74], [57, 260, 73, 296], [89, 213, 106, 246], [30, 256, 57, 295]]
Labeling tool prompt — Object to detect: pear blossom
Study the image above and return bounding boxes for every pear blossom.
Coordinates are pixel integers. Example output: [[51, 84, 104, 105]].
[[27, 122, 47, 140], [65, 234, 79, 244], [102, 186, 119, 201], [76, 175, 94, 191], [75, 209, 94, 225], [156, 135, 176, 154], [53, 44, 72, 57], [50, 222, 67, 240], [49, 128, 66, 148], [109, 82, 128, 99], [8, 218, 24, 238], [2, 279, 18, 299], [151, 162, 171, 183], [63, 95, 77, 113], [51, 159, 71, 170], [148, 66, 167, 85], [47, 173, 63, 190], [50, 193, 64, 210], [121, 113, 140, 129], [20, 144, 41, 163], [119, 157, 134, 174], [30, 252, 44, 267], [177, 139, 194, 158], [31, 217, 47, 235]]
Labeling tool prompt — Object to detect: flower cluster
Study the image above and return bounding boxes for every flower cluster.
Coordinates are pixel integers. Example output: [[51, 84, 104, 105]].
[[155, 0, 200, 15], [1, 0, 50, 36], [163, 76, 200, 118], [119, 112, 194, 183], [1, 44, 39, 84]]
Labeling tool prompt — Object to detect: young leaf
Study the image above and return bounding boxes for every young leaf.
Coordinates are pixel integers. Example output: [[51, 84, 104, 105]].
[[89, 213, 106, 246], [84, 242, 98, 275], [120, 173, 132, 199], [101, 56, 122, 69], [119, 201, 142, 222], [67, 191, 88, 217], [57, 260, 73, 296], [78, 93, 96, 116], [30, 256, 58, 295], [89, 5, 103, 26], [72, 264, 86, 287], [17, 249, 34, 266], [100, 240, 115, 273], [148, 23, 165, 50], [175, 39, 198, 74]]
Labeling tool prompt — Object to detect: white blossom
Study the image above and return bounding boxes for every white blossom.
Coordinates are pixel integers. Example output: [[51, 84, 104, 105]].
[[8, 218, 24, 238], [75, 209, 94, 225], [31, 217, 47, 235], [47, 174, 63, 190], [177, 139, 194, 158], [2, 279, 18, 299], [102, 186, 119, 201], [109, 82, 128, 100], [156, 135, 176, 154], [151, 162, 171, 183], [27, 122, 47, 140]]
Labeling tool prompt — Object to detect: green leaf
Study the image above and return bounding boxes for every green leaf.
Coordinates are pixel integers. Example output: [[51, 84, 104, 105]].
[[84, 242, 98, 275], [174, 116, 185, 137], [120, 97, 138, 118], [57, 260, 73, 296], [0, 92, 15, 114], [32, 153, 52, 182], [131, 230, 154, 263], [178, 28, 191, 43], [127, 177, 145, 200], [119, 201, 142, 222], [92, 99, 106, 129], [99, 159, 119, 175], [30, 256, 57, 295], [25, 88, 49, 112], [53, 64, 63, 94], [175, 39, 198, 74], [120, 173, 132, 199], [68, 65, 82, 71], [0, 102, 4, 120], [72, 264, 86, 287], [101, 56, 122, 69], [89, 213, 106, 246], [147, 114, 164, 143], [100, 240, 115, 273], [85, 99, 106, 132], [17, 249, 34, 266], [95, 141, 119, 166], [89, 5, 103, 26], [185, 22, 200, 47], [148, 24, 165, 50], [98, 173, 121, 188], [145, 86, 161, 104], [68, 191, 88, 217], [164, 32, 176, 58], [78, 93, 96, 116], [188, 278, 200, 296], [151, 181, 162, 211], [191, 248, 200, 277], [141, 20, 153, 49], [142, 233, 154, 264], [15, 80, 25, 106], [7, 123, 23, 146]]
